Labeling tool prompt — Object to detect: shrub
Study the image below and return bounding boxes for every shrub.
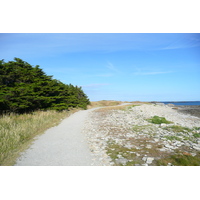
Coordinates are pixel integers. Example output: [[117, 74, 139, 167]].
[[147, 116, 172, 124]]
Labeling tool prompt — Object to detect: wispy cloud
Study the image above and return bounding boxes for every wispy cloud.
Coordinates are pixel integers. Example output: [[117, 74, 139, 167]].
[[106, 62, 120, 73], [133, 70, 173, 76], [161, 34, 200, 50]]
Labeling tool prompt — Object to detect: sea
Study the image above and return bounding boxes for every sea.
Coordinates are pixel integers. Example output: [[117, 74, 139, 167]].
[[161, 101, 200, 106]]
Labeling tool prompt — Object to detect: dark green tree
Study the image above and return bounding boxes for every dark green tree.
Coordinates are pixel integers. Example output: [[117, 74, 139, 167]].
[[0, 58, 90, 114]]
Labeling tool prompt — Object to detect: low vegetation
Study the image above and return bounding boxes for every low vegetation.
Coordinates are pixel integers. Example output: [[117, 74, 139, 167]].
[[164, 125, 192, 133], [147, 115, 172, 124], [156, 152, 200, 166], [0, 109, 78, 165], [106, 141, 143, 166]]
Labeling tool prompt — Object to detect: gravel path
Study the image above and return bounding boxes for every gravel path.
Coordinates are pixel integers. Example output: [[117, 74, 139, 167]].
[[15, 108, 101, 166]]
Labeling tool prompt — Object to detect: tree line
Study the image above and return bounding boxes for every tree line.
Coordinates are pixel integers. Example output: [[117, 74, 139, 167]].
[[0, 58, 90, 114]]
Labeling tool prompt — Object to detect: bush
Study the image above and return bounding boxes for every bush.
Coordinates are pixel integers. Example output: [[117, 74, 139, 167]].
[[147, 116, 172, 124]]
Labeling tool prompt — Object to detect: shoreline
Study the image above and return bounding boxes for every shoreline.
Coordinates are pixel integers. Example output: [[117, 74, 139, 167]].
[[176, 105, 200, 119], [83, 103, 200, 166]]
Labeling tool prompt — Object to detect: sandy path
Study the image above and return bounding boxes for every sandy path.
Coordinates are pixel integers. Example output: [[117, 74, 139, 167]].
[[15, 108, 100, 166]]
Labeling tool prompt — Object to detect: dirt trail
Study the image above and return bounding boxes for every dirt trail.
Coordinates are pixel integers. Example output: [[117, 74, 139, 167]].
[[15, 108, 100, 166]]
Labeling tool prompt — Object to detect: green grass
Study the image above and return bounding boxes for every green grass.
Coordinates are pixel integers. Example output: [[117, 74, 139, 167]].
[[164, 135, 182, 141], [156, 153, 200, 166], [0, 109, 77, 165], [193, 133, 200, 138], [164, 125, 192, 133], [106, 141, 143, 166], [147, 116, 172, 124], [132, 125, 153, 132], [132, 125, 156, 136]]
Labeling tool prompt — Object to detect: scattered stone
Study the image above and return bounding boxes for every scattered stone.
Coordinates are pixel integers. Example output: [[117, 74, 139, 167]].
[[82, 103, 200, 166], [164, 144, 175, 149], [191, 153, 197, 157], [146, 157, 154, 164], [159, 148, 167, 152], [192, 144, 200, 151], [167, 163, 172, 166], [142, 157, 147, 162], [160, 123, 167, 128], [115, 157, 128, 165], [124, 143, 134, 149], [146, 144, 152, 149]]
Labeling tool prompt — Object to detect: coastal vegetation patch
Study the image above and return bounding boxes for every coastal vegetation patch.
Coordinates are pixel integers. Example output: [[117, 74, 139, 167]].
[[163, 125, 192, 133], [147, 115, 172, 124], [106, 141, 143, 166], [156, 152, 200, 166]]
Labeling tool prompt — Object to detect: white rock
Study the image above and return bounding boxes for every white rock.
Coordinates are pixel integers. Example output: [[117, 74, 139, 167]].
[[146, 144, 152, 149], [146, 157, 154, 164], [192, 144, 200, 151], [142, 157, 147, 162]]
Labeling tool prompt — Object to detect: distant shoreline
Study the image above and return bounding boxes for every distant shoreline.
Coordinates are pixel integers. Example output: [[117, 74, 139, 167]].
[[176, 105, 200, 119], [160, 101, 200, 106]]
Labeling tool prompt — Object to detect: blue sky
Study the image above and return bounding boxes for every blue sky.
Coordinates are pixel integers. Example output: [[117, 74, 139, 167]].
[[1, 33, 200, 101]]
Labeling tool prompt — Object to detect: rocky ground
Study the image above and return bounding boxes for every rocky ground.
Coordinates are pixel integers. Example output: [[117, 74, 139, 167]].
[[82, 103, 200, 166], [177, 105, 200, 118]]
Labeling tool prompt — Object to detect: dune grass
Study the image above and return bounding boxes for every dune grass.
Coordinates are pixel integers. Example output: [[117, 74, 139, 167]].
[[87, 100, 123, 108], [0, 109, 77, 166]]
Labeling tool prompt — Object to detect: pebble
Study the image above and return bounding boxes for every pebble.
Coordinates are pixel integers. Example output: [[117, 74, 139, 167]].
[[146, 157, 154, 164], [146, 144, 152, 149]]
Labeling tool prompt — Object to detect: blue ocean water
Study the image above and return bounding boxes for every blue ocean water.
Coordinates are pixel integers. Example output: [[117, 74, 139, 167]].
[[161, 101, 200, 106]]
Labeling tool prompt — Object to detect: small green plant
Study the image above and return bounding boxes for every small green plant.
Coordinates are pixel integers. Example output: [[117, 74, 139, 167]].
[[132, 125, 153, 132], [147, 116, 172, 124], [193, 133, 200, 138], [164, 125, 192, 133], [164, 135, 182, 141]]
